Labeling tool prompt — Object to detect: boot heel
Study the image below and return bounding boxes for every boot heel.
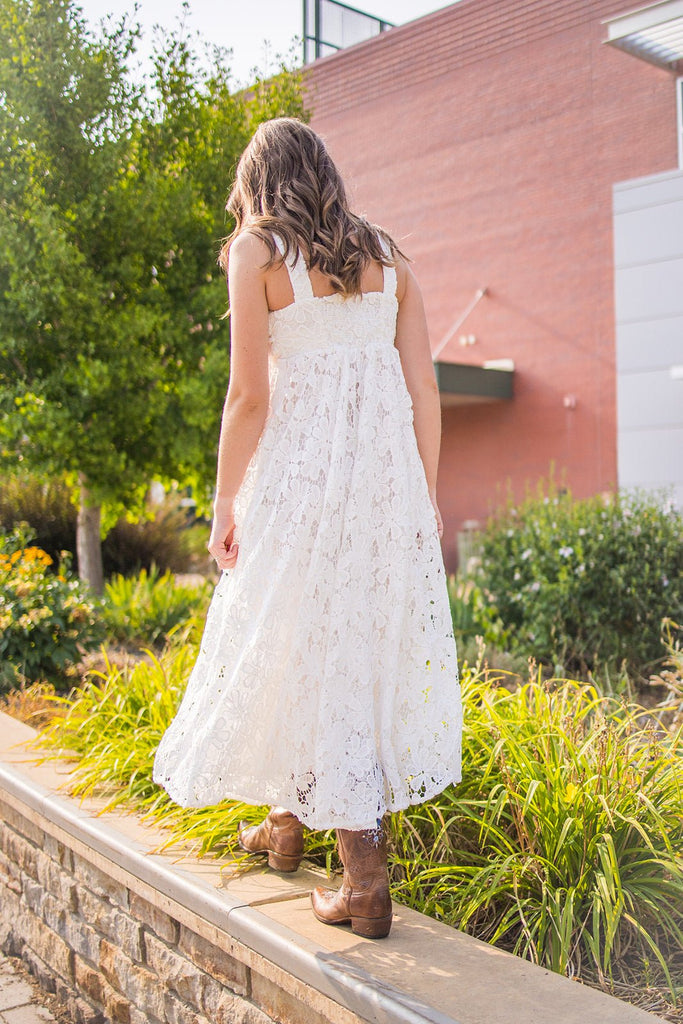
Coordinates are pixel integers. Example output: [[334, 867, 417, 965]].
[[267, 851, 301, 872], [351, 914, 393, 939]]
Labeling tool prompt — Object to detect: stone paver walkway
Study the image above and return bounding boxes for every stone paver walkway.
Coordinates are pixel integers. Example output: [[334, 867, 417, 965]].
[[0, 954, 66, 1024]]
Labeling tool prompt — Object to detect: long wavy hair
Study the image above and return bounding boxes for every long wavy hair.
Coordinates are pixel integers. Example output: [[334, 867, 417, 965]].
[[219, 118, 403, 297]]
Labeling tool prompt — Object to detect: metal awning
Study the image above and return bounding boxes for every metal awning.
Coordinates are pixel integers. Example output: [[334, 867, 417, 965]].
[[434, 361, 514, 408], [604, 0, 683, 71]]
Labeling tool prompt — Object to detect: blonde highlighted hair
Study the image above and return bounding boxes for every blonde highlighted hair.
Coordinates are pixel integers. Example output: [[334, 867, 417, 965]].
[[219, 118, 403, 297]]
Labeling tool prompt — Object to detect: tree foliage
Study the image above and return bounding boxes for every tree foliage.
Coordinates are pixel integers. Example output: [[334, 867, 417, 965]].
[[0, 0, 304, 583]]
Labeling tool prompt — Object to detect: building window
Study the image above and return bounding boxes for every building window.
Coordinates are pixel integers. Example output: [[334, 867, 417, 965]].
[[303, 0, 393, 64], [678, 77, 683, 169]]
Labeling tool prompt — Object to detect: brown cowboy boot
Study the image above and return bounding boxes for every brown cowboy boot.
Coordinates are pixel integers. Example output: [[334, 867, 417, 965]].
[[310, 826, 393, 938], [238, 807, 304, 872]]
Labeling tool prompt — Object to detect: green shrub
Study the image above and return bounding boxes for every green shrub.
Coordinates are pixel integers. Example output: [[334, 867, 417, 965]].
[[102, 494, 209, 578], [448, 577, 532, 680], [470, 486, 683, 678], [101, 566, 212, 647], [0, 528, 104, 691]]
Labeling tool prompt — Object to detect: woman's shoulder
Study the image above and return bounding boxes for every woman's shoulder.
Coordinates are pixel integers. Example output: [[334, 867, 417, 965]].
[[225, 230, 279, 284], [229, 229, 272, 263]]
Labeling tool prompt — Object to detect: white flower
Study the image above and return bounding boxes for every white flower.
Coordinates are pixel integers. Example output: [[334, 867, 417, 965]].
[[577, 564, 585, 574], [521, 548, 532, 561], [530, 581, 540, 592], [578, 528, 586, 536], [513, 571, 521, 581], [559, 546, 573, 558]]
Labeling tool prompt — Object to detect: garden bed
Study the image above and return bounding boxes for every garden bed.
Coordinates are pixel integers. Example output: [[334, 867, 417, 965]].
[[0, 711, 668, 1024]]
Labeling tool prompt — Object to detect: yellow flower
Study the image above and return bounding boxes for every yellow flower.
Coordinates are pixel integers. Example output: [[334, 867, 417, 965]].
[[22, 547, 53, 568], [28, 607, 52, 624], [565, 782, 580, 802]]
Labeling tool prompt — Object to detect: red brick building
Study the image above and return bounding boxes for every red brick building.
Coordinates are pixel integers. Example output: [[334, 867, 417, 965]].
[[305, 0, 682, 568]]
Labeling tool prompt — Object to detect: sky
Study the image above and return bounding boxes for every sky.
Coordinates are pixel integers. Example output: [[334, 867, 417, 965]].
[[78, 0, 454, 85]]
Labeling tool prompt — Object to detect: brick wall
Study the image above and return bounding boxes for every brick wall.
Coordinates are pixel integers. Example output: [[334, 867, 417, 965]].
[[305, 0, 679, 566], [0, 796, 330, 1024]]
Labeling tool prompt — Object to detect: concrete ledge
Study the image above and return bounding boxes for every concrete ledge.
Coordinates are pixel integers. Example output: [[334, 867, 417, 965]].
[[0, 712, 665, 1024]]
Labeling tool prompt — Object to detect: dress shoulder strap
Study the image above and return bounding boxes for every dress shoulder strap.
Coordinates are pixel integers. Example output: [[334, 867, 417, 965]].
[[272, 234, 314, 303], [377, 232, 397, 297]]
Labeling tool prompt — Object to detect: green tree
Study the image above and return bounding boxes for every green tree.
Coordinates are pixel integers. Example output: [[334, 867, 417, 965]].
[[0, 0, 304, 591]]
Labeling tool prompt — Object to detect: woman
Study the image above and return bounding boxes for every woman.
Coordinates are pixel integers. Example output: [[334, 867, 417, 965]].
[[153, 118, 461, 940]]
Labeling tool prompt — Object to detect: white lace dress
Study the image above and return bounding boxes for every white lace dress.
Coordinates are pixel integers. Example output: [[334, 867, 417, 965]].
[[153, 237, 462, 831]]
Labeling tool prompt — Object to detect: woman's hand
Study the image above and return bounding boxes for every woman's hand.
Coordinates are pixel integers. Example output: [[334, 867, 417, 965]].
[[208, 510, 239, 571], [429, 489, 444, 540]]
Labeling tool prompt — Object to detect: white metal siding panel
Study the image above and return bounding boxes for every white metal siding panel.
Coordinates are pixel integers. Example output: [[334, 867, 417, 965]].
[[616, 316, 683, 371], [613, 169, 683, 505]]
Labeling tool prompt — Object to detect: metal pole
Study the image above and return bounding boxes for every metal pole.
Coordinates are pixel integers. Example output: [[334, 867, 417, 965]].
[[432, 288, 488, 360], [303, 0, 308, 63], [314, 0, 321, 59]]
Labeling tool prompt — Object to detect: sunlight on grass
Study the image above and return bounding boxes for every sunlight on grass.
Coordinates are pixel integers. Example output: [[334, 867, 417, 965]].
[[391, 656, 682, 994]]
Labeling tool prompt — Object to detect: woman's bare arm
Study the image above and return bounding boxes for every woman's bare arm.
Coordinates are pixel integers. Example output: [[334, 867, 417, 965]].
[[393, 257, 444, 537], [208, 231, 271, 569]]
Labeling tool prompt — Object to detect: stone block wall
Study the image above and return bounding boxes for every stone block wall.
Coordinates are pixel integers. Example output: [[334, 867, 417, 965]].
[[0, 795, 333, 1024]]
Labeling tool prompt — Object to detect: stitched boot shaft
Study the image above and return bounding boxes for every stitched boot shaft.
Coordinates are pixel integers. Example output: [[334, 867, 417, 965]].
[[238, 807, 304, 871], [311, 827, 393, 938], [339, 829, 393, 920]]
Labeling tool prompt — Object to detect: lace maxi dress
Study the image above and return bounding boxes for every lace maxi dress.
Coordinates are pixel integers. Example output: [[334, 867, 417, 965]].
[[153, 236, 462, 831]]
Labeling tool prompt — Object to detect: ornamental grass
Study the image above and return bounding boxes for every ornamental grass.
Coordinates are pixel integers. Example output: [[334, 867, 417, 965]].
[[101, 567, 212, 648], [391, 651, 682, 1006], [32, 640, 682, 1015], [32, 643, 269, 854]]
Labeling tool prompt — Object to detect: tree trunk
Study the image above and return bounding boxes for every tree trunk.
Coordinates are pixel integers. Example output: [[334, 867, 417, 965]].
[[76, 474, 104, 595]]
